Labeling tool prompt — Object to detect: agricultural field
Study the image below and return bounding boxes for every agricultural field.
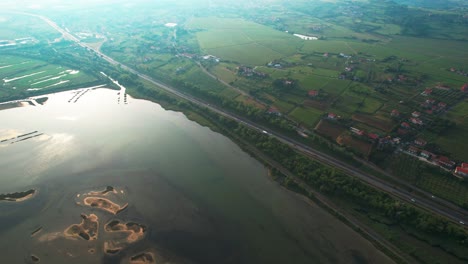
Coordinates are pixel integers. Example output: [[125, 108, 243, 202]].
[[0, 55, 98, 101], [387, 154, 468, 208], [187, 17, 303, 65]]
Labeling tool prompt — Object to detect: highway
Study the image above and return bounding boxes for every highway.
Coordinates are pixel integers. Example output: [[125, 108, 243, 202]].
[[33, 13, 467, 227]]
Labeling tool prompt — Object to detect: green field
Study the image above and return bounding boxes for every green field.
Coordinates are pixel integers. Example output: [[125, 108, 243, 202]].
[[188, 17, 302, 65]]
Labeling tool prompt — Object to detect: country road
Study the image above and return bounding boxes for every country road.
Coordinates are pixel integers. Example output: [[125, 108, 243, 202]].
[[30, 13, 468, 227]]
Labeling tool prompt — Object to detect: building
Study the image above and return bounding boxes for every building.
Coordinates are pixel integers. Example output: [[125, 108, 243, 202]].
[[437, 156, 455, 169], [391, 109, 400, 117], [308, 90, 319, 97], [461, 84, 468, 93], [412, 111, 421, 118], [414, 138, 427, 146], [421, 88, 433, 96], [401, 122, 410, 128], [367, 133, 379, 140], [438, 102, 447, 108], [455, 166, 468, 178], [410, 118, 423, 125], [407, 146, 419, 155], [350, 127, 365, 136], [267, 107, 281, 116], [420, 150, 433, 159], [327, 112, 337, 119]]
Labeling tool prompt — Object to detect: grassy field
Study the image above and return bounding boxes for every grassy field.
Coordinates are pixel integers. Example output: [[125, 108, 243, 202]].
[[188, 17, 302, 65]]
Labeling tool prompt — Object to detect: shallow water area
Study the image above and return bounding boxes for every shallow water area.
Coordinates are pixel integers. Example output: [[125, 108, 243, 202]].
[[0, 88, 394, 264]]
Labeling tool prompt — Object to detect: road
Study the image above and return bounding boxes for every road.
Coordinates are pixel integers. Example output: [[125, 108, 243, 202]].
[[32, 13, 467, 227]]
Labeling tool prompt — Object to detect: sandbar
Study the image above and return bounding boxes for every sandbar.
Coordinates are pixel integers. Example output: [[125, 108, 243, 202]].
[[103, 241, 123, 255], [83, 197, 128, 215], [130, 252, 156, 264], [0, 189, 36, 202], [64, 213, 99, 241], [105, 220, 146, 243]]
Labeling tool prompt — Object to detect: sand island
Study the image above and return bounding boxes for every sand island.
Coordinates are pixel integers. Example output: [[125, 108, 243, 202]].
[[83, 197, 128, 215], [0, 189, 36, 202], [130, 252, 156, 264], [105, 220, 147, 243], [64, 214, 99, 241]]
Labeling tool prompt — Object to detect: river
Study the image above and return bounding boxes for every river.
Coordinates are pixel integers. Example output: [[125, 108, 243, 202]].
[[0, 88, 393, 264]]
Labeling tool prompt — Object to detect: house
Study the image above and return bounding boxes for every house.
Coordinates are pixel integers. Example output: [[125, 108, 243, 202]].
[[392, 137, 401, 144], [401, 122, 411, 128], [412, 111, 421, 118], [391, 109, 400, 117], [454, 166, 468, 178], [407, 146, 419, 155], [267, 107, 281, 116], [350, 127, 365, 136], [421, 88, 433, 96], [327, 112, 337, 119], [397, 128, 408, 135], [437, 156, 455, 169], [414, 138, 427, 146], [438, 102, 447, 108], [420, 150, 433, 159], [436, 84, 450, 90], [367, 133, 379, 140], [308, 90, 319, 97], [461, 84, 468, 93], [461, 163, 468, 169], [410, 118, 423, 125], [425, 99, 436, 105]]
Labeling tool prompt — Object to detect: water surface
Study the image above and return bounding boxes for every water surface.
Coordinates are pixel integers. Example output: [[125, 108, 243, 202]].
[[0, 88, 394, 264]]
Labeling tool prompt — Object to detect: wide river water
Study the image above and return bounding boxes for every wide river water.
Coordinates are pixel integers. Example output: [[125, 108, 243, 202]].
[[0, 88, 394, 264]]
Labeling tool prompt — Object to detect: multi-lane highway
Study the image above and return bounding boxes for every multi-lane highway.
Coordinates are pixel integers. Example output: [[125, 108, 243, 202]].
[[32, 13, 467, 227]]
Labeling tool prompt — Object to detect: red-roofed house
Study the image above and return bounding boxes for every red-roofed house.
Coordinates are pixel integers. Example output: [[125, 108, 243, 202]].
[[461, 163, 468, 168], [401, 122, 410, 128], [455, 167, 468, 178], [412, 111, 421, 118], [461, 84, 468, 93], [308, 90, 319, 97], [391, 109, 400, 117], [328, 113, 337, 119], [367, 133, 379, 140], [422, 88, 433, 96], [410, 118, 423, 125]]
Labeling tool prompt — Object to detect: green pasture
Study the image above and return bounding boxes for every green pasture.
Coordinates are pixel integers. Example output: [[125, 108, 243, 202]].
[[289, 106, 324, 128], [189, 17, 302, 65]]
